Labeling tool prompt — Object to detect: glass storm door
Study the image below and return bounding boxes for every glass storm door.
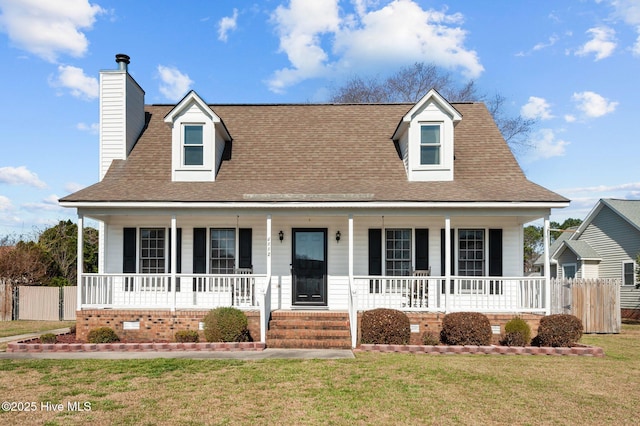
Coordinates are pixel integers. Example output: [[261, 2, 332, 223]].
[[292, 229, 327, 306]]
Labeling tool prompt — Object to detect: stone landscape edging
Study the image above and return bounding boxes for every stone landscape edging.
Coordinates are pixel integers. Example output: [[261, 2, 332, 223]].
[[7, 341, 265, 353], [356, 343, 604, 356]]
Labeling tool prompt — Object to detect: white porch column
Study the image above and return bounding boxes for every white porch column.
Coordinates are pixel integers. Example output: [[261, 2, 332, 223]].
[[444, 215, 451, 313], [348, 214, 354, 281], [266, 214, 272, 281], [261, 214, 272, 343], [543, 214, 551, 315], [348, 214, 357, 348], [170, 215, 177, 312], [76, 214, 84, 311]]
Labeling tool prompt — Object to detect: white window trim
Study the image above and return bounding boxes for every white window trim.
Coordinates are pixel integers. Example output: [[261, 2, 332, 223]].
[[182, 123, 205, 168], [418, 122, 443, 167], [622, 261, 636, 286]]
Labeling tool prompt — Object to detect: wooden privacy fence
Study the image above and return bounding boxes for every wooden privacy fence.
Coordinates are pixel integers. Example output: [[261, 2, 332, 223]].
[[551, 278, 620, 333], [0, 280, 13, 321], [1, 285, 77, 321]]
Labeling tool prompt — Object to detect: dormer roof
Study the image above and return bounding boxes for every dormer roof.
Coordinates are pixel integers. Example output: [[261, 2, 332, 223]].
[[164, 90, 231, 141], [391, 89, 462, 141]]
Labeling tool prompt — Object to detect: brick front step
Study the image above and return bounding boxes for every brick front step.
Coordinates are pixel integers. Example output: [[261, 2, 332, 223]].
[[267, 310, 352, 349], [267, 338, 352, 349]]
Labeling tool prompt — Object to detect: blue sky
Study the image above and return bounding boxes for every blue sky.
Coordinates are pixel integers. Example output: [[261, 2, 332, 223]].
[[0, 0, 638, 238]]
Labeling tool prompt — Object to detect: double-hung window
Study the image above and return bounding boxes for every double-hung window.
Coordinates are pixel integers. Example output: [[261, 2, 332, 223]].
[[420, 124, 441, 165], [210, 228, 236, 274], [386, 229, 411, 276], [458, 229, 485, 292], [623, 261, 635, 286], [183, 125, 204, 166], [140, 228, 166, 273]]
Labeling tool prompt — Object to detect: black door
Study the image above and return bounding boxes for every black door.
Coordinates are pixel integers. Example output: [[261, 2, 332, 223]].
[[292, 229, 327, 306]]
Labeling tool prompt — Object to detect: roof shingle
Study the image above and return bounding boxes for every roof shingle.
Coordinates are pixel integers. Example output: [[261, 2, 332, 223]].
[[61, 102, 568, 204]]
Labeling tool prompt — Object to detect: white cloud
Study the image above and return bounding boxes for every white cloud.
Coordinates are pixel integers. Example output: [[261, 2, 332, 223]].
[[0, 195, 13, 211], [64, 182, 85, 193], [268, 0, 483, 93], [0, 0, 104, 62], [530, 129, 569, 160], [572, 91, 618, 118], [606, 0, 640, 54], [76, 122, 99, 133], [157, 65, 193, 101], [521, 96, 553, 120], [560, 182, 640, 194], [575, 26, 616, 60], [564, 114, 576, 123], [22, 194, 62, 212], [0, 166, 46, 188], [218, 8, 238, 42], [50, 65, 98, 100]]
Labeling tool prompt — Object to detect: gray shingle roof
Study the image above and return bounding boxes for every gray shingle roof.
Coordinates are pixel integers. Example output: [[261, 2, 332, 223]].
[[563, 240, 601, 260], [601, 199, 640, 231], [61, 102, 568, 204]]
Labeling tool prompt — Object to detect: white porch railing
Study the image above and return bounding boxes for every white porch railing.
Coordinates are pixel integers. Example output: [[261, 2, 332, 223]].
[[80, 273, 266, 309], [352, 276, 546, 313]]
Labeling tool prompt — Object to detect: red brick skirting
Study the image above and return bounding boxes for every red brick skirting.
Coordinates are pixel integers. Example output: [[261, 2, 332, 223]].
[[356, 344, 604, 357], [7, 341, 265, 353]]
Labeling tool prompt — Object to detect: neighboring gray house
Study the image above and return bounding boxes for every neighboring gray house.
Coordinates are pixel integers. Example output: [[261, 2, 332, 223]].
[[549, 199, 640, 318]]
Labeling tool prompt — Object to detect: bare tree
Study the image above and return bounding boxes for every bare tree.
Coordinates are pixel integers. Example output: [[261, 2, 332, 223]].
[[0, 242, 56, 285], [329, 62, 535, 153]]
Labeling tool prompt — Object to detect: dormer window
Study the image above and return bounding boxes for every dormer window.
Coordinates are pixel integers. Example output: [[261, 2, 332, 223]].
[[165, 91, 231, 182], [183, 125, 204, 166], [392, 89, 461, 182], [420, 124, 441, 165]]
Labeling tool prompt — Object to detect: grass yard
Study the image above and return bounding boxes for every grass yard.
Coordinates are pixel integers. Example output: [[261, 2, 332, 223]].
[[0, 324, 638, 425], [0, 320, 76, 339]]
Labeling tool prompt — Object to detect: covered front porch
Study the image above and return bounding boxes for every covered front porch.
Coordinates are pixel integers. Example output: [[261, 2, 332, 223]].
[[74, 207, 554, 348]]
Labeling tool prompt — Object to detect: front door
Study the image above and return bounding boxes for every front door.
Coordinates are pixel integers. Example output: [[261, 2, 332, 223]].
[[292, 229, 327, 306]]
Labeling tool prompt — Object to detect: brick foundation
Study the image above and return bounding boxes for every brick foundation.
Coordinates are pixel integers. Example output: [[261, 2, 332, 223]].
[[357, 312, 544, 345], [622, 309, 640, 320], [76, 309, 260, 343]]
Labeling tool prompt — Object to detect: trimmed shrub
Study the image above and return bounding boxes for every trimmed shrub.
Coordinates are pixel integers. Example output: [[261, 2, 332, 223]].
[[69, 324, 77, 334], [360, 308, 410, 345], [87, 327, 120, 344], [40, 333, 57, 344], [440, 312, 492, 346], [175, 330, 199, 343], [203, 307, 250, 342], [533, 314, 583, 347], [422, 331, 440, 346], [500, 317, 531, 346]]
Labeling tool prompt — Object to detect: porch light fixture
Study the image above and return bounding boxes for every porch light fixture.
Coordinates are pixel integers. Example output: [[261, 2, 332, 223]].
[[335, 230, 341, 243], [279, 230, 284, 242]]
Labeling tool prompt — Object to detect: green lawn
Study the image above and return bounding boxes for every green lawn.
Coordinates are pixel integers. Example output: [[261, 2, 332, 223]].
[[0, 324, 638, 425], [0, 320, 75, 338]]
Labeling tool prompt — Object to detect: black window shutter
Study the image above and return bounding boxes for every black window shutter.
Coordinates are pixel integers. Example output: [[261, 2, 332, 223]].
[[239, 228, 252, 269], [368, 229, 382, 275], [193, 228, 206, 274], [415, 229, 429, 271], [123, 228, 136, 273], [489, 229, 503, 277]]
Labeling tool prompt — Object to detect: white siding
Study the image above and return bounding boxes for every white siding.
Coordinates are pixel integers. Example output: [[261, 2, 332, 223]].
[[99, 71, 144, 180], [102, 213, 529, 310]]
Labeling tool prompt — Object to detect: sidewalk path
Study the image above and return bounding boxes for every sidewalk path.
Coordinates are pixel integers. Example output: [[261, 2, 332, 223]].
[[0, 328, 71, 344]]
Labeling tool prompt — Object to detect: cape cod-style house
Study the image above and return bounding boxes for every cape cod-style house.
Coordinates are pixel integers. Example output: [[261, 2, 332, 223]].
[[60, 55, 569, 348]]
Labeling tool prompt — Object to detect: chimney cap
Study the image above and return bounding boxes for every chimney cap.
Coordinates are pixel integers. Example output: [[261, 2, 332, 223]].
[[115, 53, 130, 64]]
